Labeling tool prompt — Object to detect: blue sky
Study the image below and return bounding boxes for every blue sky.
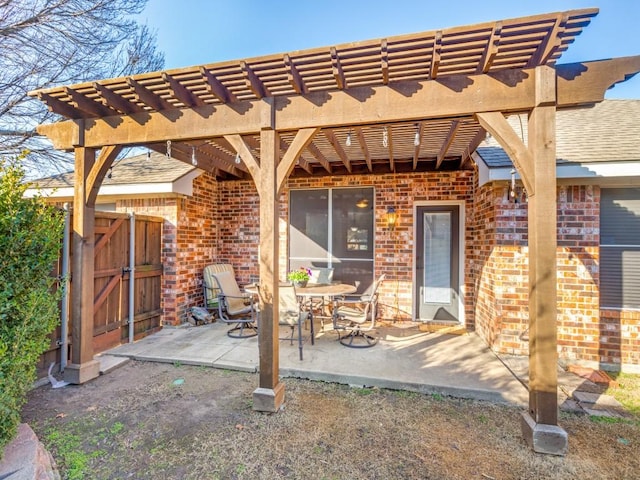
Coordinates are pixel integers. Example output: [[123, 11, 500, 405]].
[[140, 0, 639, 98]]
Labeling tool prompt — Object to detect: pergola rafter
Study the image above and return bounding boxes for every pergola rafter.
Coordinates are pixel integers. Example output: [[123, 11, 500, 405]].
[[32, 8, 604, 177], [29, 8, 640, 455]]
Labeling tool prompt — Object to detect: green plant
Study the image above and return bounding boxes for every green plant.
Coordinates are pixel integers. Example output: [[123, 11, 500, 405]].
[[0, 155, 65, 456], [287, 267, 311, 283]]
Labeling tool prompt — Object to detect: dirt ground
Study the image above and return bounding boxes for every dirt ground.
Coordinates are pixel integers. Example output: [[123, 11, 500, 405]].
[[22, 360, 640, 480]]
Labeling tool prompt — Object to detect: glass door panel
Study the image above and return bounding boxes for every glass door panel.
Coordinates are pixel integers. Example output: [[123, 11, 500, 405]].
[[289, 187, 374, 293]]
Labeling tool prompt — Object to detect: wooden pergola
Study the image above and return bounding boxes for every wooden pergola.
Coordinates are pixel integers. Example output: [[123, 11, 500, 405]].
[[31, 8, 640, 454]]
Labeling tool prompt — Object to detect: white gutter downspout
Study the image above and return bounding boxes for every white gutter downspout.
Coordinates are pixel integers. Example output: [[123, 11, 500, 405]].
[[60, 203, 71, 371], [128, 213, 135, 343]]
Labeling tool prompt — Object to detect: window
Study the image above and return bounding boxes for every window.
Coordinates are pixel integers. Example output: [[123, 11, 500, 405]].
[[600, 188, 640, 309], [289, 187, 374, 293]]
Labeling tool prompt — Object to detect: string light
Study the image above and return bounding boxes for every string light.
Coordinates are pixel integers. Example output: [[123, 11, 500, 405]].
[[414, 124, 421, 146], [235, 152, 241, 164], [510, 168, 516, 199], [166, 140, 171, 158], [382, 126, 388, 148], [107, 167, 113, 179], [146, 150, 151, 161], [346, 130, 352, 147], [191, 146, 197, 166]]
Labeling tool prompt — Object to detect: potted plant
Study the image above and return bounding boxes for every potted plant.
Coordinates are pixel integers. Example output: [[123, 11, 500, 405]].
[[287, 267, 311, 287]]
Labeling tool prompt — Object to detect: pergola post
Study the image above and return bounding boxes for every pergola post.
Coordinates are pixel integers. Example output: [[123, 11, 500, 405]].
[[475, 66, 566, 455], [521, 66, 567, 455], [252, 129, 284, 412], [64, 146, 100, 384]]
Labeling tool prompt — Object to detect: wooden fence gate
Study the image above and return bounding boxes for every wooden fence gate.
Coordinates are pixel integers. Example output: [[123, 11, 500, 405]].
[[92, 212, 163, 352], [39, 211, 163, 376]]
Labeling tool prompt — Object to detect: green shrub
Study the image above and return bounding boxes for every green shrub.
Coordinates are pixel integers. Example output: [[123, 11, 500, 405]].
[[0, 156, 65, 456]]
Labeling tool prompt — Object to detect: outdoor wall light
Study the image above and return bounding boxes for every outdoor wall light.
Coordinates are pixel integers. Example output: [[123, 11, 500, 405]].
[[386, 206, 397, 230]]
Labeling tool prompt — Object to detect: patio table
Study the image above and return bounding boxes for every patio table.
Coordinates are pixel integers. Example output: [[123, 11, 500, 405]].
[[296, 283, 357, 331], [243, 282, 357, 330]]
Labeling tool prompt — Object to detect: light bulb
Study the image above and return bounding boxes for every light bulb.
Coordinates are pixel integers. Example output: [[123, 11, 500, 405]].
[[191, 147, 197, 166], [346, 131, 352, 147], [235, 153, 241, 164]]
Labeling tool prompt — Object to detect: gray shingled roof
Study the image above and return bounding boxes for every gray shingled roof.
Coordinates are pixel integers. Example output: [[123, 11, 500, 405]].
[[31, 151, 196, 188], [477, 100, 640, 168]]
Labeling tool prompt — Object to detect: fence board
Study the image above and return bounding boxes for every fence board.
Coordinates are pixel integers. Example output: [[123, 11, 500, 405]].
[[40, 211, 163, 376]]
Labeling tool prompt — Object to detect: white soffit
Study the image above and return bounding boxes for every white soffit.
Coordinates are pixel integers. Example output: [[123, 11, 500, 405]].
[[473, 152, 640, 187], [25, 169, 202, 199]]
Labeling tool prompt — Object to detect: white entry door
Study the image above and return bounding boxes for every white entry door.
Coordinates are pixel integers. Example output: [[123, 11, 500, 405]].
[[415, 205, 461, 322]]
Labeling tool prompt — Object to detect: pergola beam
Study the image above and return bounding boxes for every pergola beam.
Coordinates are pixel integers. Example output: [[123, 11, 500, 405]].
[[459, 126, 487, 168], [127, 77, 172, 111], [429, 31, 442, 80], [479, 22, 502, 73], [162, 72, 205, 107], [476, 111, 534, 194], [36, 57, 640, 151], [64, 87, 120, 117], [93, 83, 141, 115], [284, 54, 307, 94], [86, 145, 122, 205], [436, 120, 460, 169], [241, 61, 268, 99], [277, 128, 319, 188], [324, 130, 352, 173], [200, 66, 237, 103], [355, 127, 372, 172]]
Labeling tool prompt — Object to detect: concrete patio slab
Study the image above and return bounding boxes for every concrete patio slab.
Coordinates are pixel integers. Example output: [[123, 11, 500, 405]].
[[106, 320, 530, 407]]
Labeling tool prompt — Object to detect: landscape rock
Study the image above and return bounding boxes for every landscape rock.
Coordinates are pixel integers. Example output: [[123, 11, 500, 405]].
[[0, 423, 60, 480]]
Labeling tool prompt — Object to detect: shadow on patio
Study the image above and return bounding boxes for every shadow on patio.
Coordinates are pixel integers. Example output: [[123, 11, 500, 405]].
[[102, 319, 529, 406]]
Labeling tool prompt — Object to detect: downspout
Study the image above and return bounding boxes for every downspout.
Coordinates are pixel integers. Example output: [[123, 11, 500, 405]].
[[60, 203, 71, 371], [129, 213, 135, 343]]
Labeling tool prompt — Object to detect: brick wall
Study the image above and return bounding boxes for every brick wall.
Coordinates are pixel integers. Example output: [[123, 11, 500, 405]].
[[214, 171, 476, 324], [599, 310, 640, 372], [473, 184, 639, 371], [117, 171, 219, 325], [114, 169, 639, 370]]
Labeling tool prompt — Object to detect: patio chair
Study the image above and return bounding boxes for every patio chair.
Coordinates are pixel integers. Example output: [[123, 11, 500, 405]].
[[279, 284, 314, 360], [211, 270, 258, 338], [307, 267, 334, 286], [202, 263, 234, 313], [305, 267, 334, 323], [332, 274, 385, 348]]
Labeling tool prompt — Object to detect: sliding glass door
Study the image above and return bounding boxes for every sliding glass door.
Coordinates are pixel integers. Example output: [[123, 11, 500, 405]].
[[289, 187, 374, 293]]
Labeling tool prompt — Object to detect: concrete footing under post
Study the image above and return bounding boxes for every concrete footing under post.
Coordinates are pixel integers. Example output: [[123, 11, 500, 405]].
[[252, 382, 285, 413], [63, 360, 100, 384], [521, 412, 568, 456]]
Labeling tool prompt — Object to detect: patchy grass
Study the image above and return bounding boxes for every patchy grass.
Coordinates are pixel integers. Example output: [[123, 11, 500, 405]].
[[606, 373, 640, 417], [22, 361, 640, 480]]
